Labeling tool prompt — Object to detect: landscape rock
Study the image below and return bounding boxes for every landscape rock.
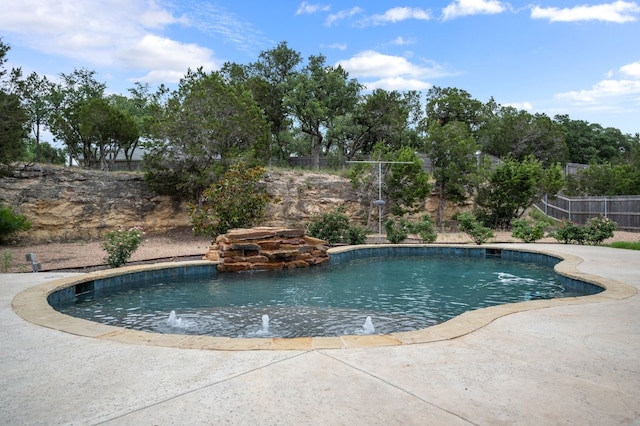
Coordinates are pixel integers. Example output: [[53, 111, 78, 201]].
[[209, 227, 329, 272]]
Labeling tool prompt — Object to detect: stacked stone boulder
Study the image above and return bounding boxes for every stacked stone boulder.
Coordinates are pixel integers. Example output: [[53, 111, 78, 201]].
[[204, 227, 329, 272]]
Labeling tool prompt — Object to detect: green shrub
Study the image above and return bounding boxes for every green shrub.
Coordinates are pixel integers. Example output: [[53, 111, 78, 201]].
[[306, 207, 367, 246], [584, 216, 616, 245], [0, 204, 31, 244], [549, 220, 586, 244], [457, 212, 494, 245], [549, 217, 616, 245], [511, 218, 546, 243], [101, 227, 144, 268], [188, 163, 269, 238], [384, 217, 411, 244], [409, 215, 437, 243]]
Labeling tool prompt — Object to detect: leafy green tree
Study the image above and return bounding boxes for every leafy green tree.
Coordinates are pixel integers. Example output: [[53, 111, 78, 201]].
[[48, 68, 106, 167], [424, 86, 484, 132], [187, 163, 270, 238], [77, 97, 139, 171], [327, 89, 422, 160], [144, 69, 270, 200], [0, 39, 29, 173], [555, 115, 631, 164], [476, 156, 564, 228], [424, 121, 480, 224], [23, 140, 66, 164], [0, 91, 28, 172], [349, 144, 430, 230], [479, 107, 568, 166], [11, 71, 55, 162], [244, 41, 302, 162], [565, 163, 640, 196], [285, 54, 361, 169]]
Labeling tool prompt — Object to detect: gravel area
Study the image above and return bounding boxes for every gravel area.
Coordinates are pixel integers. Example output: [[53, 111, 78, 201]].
[[1, 228, 638, 273]]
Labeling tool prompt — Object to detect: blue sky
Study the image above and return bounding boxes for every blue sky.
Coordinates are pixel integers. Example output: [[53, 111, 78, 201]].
[[1, 0, 639, 136]]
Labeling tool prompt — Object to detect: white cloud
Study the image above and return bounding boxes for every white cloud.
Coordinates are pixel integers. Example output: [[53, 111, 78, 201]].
[[358, 7, 432, 26], [387, 36, 417, 46], [554, 61, 640, 112], [556, 79, 640, 103], [503, 101, 534, 111], [442, 0, 508, 20], [326, 7, 363, 26], [118, 35, 217, 81], [363, 77, 432, 91], [621, 61, 640, 77], [531, 1, 640, 23], [0, 0, 223, 85], [337, 50, 449, 91], [325, 42, 348, 51], [296, 2, 330, 15]]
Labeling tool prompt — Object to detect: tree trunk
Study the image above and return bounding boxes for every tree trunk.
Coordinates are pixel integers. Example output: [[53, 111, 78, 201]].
[[310, 133, 322, 170]]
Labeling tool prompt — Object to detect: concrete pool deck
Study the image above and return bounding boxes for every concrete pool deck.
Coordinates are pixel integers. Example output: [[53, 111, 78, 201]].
[[1, 243, 639, 424]]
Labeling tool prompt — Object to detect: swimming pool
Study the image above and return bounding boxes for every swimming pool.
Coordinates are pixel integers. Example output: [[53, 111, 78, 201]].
[[50, 246, 602, 339]]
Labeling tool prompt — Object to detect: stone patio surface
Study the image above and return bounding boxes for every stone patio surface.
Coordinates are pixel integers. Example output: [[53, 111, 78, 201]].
[[1, 243, 639, 425]]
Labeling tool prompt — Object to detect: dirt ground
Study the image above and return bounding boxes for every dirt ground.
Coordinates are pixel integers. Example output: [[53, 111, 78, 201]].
[[1, 228, 638, 273]]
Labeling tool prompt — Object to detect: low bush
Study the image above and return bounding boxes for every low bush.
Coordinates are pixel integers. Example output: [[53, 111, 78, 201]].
[[306, 207, 367, 246], [0, 204, 31, 244], [457, 212, 494, 245], [511, 218, 546, 243], [384, 217, 411, 244], [584, 216, 616, 245], [101, 227, 144, 268], [549, 217, 616, 245], [409, 215, 438, 243]]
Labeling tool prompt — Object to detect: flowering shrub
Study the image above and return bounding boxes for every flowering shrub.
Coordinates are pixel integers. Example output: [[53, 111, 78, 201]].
[[101, 227, 144, 268], [584, 216, 617, 245], [550, 217, 616, 245], [511, 218, 546, 243]]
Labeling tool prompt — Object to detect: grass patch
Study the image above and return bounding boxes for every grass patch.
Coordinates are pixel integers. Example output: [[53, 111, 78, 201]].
[[607, 241, 640, 250]]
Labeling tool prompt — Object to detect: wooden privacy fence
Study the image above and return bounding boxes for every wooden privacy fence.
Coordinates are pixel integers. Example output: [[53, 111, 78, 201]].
[[535, 195, 640, 231]]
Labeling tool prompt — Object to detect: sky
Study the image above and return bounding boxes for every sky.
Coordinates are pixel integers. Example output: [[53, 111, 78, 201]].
[[1, 0, 639, 137]]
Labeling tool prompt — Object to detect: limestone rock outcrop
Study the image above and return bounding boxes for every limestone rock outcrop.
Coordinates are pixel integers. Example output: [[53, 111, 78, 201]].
[[0, 165, 188, 241], [205, 227, 329, 272]]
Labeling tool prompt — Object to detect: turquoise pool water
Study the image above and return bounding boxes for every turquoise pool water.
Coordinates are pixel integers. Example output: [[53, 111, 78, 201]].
[[55, 254, 593, 338]]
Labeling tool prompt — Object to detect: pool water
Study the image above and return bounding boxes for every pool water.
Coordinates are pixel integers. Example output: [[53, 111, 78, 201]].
[[57, 256, 585, 338]]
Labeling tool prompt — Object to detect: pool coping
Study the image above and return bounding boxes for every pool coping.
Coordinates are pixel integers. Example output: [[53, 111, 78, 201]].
[[11, 244, 637, 351]]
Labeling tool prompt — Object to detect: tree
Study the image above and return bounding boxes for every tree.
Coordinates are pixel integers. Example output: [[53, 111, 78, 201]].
[[11, 71, 55, 162], [327, 89, 422, 160], [246, 41, 302, 162], [0, 39, 28, 173], [424, 86, 484, 132], [565, 163, 640, 196], [144, 68, 270, 200], [285, 54, 362, 169], [476, 156, 564, 229], [48, 68, 106, 167], [424, 121, 480, 225], [555, 115, 631, 164], [78, 98, 139, 171], [479, 107, 568, 165]]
